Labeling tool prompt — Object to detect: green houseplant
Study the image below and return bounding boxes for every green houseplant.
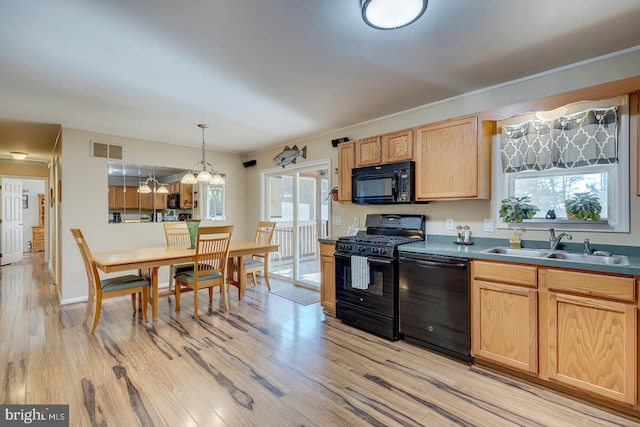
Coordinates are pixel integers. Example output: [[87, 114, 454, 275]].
[[499, 196, 540, 223], [564, 192, 602, 220]]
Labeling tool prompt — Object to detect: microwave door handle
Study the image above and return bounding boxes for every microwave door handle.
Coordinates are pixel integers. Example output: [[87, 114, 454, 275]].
[[391, 172, 398, 201]]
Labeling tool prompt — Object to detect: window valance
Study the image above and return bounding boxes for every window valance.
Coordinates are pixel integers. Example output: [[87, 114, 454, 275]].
[[500, 106, 618, 173]]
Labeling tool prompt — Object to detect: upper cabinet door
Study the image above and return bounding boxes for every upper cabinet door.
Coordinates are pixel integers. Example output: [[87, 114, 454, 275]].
[[337, 142, 354, 202], [355, 136, 382, 167], [382, 129, 413, 163], [415, 115, 485, 200]]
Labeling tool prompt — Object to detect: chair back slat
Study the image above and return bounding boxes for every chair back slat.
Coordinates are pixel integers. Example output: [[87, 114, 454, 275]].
[[255, 221, 276, 244], [195, 225, 234, 276], [164, 222, 191, 247], [70, 228, 101, 294]]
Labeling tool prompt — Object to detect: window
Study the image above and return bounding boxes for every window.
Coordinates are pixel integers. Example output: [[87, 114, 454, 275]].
[[496, 95, 629, 232], [205, 182, 225, 221]]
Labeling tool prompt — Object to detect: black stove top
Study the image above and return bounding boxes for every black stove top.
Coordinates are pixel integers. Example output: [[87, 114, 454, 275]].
[[335, 214, 426, 258], [337, 234, 422, 245]]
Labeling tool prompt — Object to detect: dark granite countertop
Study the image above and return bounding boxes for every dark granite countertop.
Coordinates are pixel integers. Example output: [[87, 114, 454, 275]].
[[319, 235, 640, 276]]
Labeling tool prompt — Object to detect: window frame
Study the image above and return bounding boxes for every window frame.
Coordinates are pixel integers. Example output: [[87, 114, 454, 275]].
[[495, 96, 629, 233], [204, 182, 226, 221]]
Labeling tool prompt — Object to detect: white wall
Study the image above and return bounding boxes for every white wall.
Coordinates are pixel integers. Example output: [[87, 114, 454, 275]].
[[245, 49, 640, 246], [60, 128, 247, 302], [21, 179, 46, 252]]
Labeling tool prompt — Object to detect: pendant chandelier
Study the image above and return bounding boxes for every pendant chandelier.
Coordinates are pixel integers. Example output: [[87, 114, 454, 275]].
[[137, 176, 169, 194], [181, 124, 225, 185]]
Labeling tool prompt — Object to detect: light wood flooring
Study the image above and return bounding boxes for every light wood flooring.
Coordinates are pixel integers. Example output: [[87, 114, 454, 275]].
[[1, 253, 640, 426]]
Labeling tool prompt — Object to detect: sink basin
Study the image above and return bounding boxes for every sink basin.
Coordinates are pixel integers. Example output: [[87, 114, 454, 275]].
[[483, 247, 550, 257], [483, 246, 630, 266], [545, 252, 630, 265]]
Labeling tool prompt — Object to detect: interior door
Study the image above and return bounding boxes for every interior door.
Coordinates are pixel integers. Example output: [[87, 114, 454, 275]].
[[1, 178, 24, 265]]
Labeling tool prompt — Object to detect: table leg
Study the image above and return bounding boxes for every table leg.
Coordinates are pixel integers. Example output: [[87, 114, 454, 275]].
[[151, 266, 159, 320], [237, 256, 246, 299]]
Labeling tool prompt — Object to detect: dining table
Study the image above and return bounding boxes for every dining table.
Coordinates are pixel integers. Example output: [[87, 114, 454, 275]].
[[92, 240, 279, 321]]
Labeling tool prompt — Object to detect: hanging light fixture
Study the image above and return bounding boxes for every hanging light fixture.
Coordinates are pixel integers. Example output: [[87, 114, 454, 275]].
[[181, 124, 225, 185], [361, 0, 428, 30], [137, 176, 169, 194]]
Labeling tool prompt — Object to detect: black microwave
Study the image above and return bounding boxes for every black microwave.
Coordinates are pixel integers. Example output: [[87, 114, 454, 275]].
[[352, 161, 417, 204], [167, 193, 180, 209]]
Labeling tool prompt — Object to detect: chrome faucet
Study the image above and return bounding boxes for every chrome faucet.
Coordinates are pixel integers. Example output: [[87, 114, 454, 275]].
[[549, 228, 572, 250], [583, 238, 592, 254]]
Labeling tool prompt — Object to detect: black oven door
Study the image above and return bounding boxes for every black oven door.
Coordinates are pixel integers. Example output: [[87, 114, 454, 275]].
[[334, 253, 396, 316]]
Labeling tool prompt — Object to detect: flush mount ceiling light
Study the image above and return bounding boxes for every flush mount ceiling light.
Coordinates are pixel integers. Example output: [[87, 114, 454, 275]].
[[10, 151, 28, 160], [181, 124, 225, 185], [361, 0, 428, 30]]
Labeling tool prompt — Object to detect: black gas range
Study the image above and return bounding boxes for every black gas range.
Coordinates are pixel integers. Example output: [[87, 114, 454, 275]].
[[334, 214, 426, 340]]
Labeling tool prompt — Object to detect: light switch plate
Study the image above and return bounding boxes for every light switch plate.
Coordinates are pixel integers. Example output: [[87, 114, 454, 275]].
[[332, 215, 342, 226], [445, 218, 454, 231], [484, 218, 494, 232]]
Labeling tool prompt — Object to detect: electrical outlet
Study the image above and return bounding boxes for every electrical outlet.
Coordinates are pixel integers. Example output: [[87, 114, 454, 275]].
[[484, 218, 494, 232], [353, 217, 359, 227], [332, 215, 342, 226], [445, 218, 454, 231]]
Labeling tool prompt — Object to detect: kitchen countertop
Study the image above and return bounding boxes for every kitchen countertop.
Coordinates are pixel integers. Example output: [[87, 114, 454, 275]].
[[319, 235, 640, 276]]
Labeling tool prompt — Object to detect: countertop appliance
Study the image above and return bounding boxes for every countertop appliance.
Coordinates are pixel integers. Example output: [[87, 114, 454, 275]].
[[398, 253, 472, 362], [335, 214, 426, 340], [351, 161, 417, 204], [167, 193, 180, 209]]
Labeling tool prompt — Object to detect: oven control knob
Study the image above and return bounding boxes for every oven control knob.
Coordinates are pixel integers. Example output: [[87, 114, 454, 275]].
[[358, 246, 365, 252], [372, 247, 379, 253], [380, 248, 387, 254]]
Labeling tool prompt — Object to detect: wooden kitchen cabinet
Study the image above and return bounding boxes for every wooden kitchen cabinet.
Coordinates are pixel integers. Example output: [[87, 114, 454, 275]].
[[108, 185, 139, 209], [320, 242, 336, 316], [471, 260, 538, 374], [180, 183, 193, 209], [381, 129, 413, 163], [354, 136, 381, 167], [540, 268, 637, 405], [414, 114, 490, 200], [337, 142, 354, 202]]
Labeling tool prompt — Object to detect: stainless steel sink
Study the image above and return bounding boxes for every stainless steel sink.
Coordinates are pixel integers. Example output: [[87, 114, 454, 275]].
[[483, 247, 551, 257], [483, 246, 630, 266], [545, 252, 630, 265]]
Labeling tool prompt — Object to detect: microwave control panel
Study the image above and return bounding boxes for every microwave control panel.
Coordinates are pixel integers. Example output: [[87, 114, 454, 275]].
[[397, 170, 410, 202]]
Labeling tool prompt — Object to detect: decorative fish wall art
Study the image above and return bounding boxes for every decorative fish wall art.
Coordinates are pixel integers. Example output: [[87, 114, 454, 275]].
[[272, 145, 307, 168]]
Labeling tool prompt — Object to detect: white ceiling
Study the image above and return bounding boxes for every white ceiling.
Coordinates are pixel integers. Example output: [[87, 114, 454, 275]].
[[2, 0, 640, 162]]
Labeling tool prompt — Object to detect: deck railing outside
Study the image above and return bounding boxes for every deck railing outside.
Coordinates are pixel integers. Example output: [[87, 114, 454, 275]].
[[271, 220, 328, 260]]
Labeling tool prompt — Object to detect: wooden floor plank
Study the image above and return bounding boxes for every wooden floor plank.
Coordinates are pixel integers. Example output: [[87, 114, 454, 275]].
[[1, 253, 639, 426]]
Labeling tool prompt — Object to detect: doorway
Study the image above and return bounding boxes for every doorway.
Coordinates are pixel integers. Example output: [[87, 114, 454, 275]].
[[263, 162, 330, 288]]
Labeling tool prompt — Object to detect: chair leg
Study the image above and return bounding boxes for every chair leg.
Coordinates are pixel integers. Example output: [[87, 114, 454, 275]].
[[263, 268, 271, 291], [89, 294, 103, 334], [83, 288, 95, 326], [251, 272, 257, 286], [220, 283, 228, 312], [208, 287, 213, 303], [193, 287, 199, 319], [141, 287, 149, 321], [131, 293, 137, 313], [175, 284, 181, 311]]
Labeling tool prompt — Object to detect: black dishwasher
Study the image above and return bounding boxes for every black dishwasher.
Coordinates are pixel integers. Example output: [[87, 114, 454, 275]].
[[398, 253, 472, 362]]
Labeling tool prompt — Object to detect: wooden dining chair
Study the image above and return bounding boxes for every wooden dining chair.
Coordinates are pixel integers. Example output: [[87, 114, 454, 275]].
[[70, 228, 149, 333], [163, 222, 194, 296], [174, 225, 234, 319], [243, 221, 276, 290]]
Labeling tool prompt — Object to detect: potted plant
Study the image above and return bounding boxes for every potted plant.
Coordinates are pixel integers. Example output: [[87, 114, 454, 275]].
[[499, 196, 540, 223], [564, 192, 602, 220]]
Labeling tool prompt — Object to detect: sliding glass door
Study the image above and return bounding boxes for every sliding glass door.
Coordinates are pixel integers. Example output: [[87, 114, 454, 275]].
[[263, 162, 329, 288]]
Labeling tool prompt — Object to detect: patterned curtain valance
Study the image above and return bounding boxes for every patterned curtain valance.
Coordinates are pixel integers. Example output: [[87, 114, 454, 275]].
[[500, 106, 618, 173]]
